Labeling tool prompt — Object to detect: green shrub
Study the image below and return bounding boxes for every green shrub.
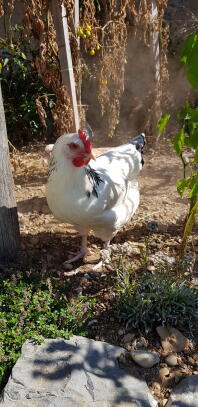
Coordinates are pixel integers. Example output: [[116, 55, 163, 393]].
[[0, 25, 55, 144], [115, 268, 198, 334], [0, 269, 94, 389]]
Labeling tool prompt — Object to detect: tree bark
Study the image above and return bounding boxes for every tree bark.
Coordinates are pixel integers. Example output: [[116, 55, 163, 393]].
[[0, 83, 20, 262]]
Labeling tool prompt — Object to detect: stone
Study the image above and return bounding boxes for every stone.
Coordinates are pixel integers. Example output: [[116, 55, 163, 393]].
[[87, 319, 98, 328], [146, 221, 158, 233], [165, 355, 178, 367], [156, 326, 189, 353], [63, 263, 73, 271], [0, 336, 157, 407], [165, 374, 198, 407], [73, 286, 83, 296], [122, 333, 135, 344], [150, 252, 176, 267], [147, 265, 155, 273], [159, 367, 170, 380], [131, 350, 160, 368], [135, 337, 148, 349]]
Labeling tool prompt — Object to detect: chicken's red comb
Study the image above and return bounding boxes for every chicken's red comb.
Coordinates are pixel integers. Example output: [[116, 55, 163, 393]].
[[78, 129, 92, 152]]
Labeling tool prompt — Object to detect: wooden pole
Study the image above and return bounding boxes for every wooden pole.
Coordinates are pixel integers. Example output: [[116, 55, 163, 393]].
[[151, 0, 161, 138], [0, 83, 20, 262], [50, 0, 80, 132]]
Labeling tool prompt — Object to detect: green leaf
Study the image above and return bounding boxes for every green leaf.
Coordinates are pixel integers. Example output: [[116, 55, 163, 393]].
[[173, 128, 185, 155], [156, 114, 170, 133], [195, 147, 198, 163], [188, 174, 198, 197], [181, 32, 198, 65], [188, 127, 198, 149], [20, 52, 26, 60], [181, 32, 198, 89], [177, 178, 190, 197]]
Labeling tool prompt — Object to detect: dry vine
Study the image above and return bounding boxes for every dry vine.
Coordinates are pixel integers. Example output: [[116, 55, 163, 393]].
[[1, 0, 169, 138]]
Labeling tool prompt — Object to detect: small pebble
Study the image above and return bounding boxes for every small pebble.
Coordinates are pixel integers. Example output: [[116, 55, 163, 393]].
[[74, 287, 82, 296], [152, 381, 161, 392], [122, 333, 135, 344], [165, 354, 178, 367], [83, 273, 92, 280], [63, 263, 73, 270], [147, 265, 155, 272], [87, 319, 98, 328], [131, 350, 160, 368], [187, 356, 195, 365], [159, 367, 170, 379]]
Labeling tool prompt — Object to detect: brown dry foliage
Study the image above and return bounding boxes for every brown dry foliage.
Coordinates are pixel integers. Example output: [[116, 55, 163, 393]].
[[1, 0, 169, 138]]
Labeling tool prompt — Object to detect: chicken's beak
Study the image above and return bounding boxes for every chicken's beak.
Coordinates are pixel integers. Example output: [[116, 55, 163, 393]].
[[90, 151, 96, 161], [83, 150, 96, 165]]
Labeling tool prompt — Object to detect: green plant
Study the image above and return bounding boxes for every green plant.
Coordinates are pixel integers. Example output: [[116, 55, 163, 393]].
[[115, 268, 198, 334], [157, 32, 198, 255], [0, 25, 55, 144], [0, 269, 94, 390]]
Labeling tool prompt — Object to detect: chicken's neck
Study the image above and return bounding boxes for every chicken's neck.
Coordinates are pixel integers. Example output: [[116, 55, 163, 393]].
[[48, 156, 103, 197]]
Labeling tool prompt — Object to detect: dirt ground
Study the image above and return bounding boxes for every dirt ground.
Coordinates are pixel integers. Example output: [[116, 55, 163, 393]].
[[11, 140, 198, 406]]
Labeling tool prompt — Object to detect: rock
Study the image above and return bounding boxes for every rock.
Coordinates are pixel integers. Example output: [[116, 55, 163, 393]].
[[191, 277, 198, 286], [131, 350, 160, 368], [159, 367, 170, 380], [165, 374, 198, 407], [0, 336, 158, 407], [83, 273, 92, 280], [147, 265, 155, 273], [134, 337, 148, 349], [150, 252, 176, 267], [122, 333, 135, 344], [131, 247, 141, 255], [87, 319, 98, 328], [156, 326, 189, 353], [63, 263, 73, 271], [152, 381, 161, 398], [165, 355, 178, 367], [179, 253, 195, 273], [73, 286, 83, 296], [187, 356, 195, 365], [146, 221, 158, 233]]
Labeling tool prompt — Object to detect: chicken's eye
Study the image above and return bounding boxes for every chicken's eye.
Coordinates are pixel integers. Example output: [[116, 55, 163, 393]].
[[68, 142, 78, 150]]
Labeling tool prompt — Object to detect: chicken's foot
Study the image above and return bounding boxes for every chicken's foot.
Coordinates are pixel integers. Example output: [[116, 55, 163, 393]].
[[64, 235, 89, 264]]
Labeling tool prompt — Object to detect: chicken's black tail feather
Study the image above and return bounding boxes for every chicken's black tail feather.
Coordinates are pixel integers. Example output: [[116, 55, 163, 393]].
[[130, 133, 146, 166], [130, 133, 146, 150]]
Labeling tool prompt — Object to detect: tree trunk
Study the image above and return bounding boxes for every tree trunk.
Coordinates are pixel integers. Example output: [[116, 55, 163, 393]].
[[0, 83, 20, 262]]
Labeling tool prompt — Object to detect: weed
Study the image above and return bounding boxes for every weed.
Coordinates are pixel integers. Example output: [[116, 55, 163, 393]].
[[115, 267, 198, 334], [0, 269, 94, 389]]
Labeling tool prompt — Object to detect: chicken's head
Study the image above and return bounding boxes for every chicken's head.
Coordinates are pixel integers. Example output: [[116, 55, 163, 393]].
[[55, 129, 96, 168]]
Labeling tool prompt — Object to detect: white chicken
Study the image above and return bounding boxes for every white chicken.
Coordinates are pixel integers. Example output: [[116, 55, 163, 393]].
[[46, 129, 145, 263]]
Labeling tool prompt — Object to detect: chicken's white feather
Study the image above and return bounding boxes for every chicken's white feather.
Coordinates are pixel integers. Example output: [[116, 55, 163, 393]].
[[46, 132, 145, 260]]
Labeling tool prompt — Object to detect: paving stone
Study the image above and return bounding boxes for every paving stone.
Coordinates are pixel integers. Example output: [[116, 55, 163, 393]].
[[0, 336, 157, 407], [166, 374, 198, 407]]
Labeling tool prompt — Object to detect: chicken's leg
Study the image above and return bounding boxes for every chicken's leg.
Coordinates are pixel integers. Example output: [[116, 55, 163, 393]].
[[64, 234, 89, 264]]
